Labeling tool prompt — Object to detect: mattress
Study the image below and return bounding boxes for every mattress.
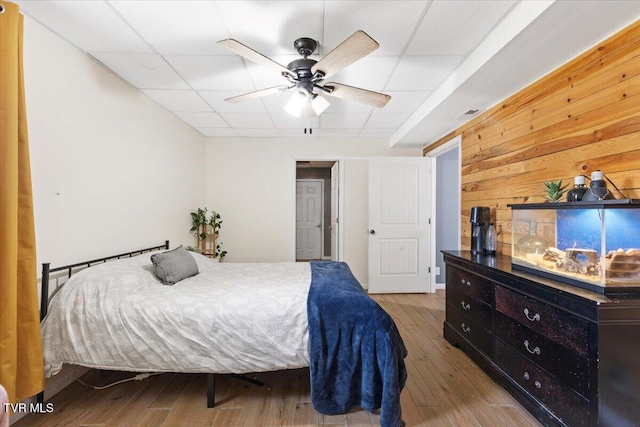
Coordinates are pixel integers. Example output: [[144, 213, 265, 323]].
[[41, 252, 311, 377]]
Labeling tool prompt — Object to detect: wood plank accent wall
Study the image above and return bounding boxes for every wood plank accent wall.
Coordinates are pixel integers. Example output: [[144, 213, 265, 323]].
[[424, 19, 640, 255]]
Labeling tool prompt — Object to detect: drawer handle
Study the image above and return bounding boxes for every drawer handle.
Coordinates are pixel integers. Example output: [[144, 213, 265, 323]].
[[461, 301, 471, 310], [524, 308, 541, 322], [524, 340, 541, 355], [522, 372, 542, 389], [461, 279, 471, 287], [461, 323, 471, 333]]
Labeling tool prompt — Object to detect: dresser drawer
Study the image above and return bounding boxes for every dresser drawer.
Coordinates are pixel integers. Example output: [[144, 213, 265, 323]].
[[447, 286, 492, 327], [447, 266, 492, 304], [494, 312, 589, 395], [495, 285, 589, 357], [446, 304, 492, 356], [495, 339, 589, 427]]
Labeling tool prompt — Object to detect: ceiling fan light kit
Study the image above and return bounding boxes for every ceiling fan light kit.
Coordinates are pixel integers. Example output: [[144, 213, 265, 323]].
[[285, 91, 331, 118], [218, 30, 391, 119]]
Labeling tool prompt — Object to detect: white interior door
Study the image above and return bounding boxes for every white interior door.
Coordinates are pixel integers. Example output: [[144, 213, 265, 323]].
[[296, 179, 323, 260], [330, 162, 339, 261], [368, 157, 431, 293]]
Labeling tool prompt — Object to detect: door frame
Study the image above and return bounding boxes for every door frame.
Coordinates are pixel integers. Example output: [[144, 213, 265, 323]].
[[425, 135, 462, 292], [330, 161, 340, 261], [293, 159, 344, 262]]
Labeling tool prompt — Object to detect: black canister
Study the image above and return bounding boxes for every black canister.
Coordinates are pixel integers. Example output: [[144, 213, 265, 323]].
[[566, 175, 588, 201], [582, 170, 615, 201]]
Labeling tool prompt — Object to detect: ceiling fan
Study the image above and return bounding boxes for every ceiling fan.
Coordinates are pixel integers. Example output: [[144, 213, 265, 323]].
[[217, 30, 391, 118]]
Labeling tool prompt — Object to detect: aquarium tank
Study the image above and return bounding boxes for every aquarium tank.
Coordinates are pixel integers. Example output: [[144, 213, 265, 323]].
[[509, 201, 640, 294]]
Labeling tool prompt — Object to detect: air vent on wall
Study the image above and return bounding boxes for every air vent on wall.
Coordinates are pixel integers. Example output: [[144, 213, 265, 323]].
[[456, 109, 482, 119]]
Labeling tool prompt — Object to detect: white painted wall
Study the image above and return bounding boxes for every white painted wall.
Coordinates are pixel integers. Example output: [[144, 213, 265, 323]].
[[204, 138, 421, 283], [23, 16, 205, 268]]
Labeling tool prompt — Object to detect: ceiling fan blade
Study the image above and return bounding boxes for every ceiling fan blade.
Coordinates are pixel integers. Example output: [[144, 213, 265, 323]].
[[311, 30, 379, 79], [225, 86, 291, 104], [322, 82, 391, 108], [218, 39, 294, 77]]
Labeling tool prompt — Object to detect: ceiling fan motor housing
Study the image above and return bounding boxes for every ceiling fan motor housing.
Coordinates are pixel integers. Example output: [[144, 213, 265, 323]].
[[293, 37, 317, 57], [287, 58, 317, 78], [287, 57, 321, 95]]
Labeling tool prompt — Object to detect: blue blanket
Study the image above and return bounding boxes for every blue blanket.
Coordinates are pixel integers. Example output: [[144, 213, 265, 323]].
[[307, 261, 408, 427]]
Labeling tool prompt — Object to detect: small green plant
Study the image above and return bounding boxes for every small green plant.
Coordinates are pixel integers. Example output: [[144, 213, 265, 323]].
[[189, 207, 227, 260], [543, 179, 569, 203]]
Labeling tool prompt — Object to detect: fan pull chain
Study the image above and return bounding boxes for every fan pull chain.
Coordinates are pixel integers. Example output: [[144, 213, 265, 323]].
[[304, 117, 313, 135]]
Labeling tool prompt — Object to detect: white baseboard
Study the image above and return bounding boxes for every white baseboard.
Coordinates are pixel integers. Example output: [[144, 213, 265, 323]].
[[435, 282, 446, 290]]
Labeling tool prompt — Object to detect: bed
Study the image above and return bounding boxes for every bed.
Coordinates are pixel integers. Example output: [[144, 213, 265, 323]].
[[39, 242, 407, 427]]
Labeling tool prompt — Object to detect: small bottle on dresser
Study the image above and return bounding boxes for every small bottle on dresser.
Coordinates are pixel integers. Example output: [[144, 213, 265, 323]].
[[485, 223, 497, 255]]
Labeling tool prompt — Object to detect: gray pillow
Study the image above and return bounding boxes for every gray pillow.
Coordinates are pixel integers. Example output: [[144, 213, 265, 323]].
[[151, 245, 199, 285]]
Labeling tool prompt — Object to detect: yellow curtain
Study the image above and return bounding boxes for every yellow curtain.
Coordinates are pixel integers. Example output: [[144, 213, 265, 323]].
[[0, 0, 45, 404]]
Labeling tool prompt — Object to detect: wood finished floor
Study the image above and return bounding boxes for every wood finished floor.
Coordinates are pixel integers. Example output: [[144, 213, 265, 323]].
[[13, 291, 542, 427]]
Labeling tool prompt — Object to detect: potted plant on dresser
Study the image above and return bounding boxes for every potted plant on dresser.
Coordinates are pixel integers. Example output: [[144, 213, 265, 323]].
[[188, 207, 227, 261]]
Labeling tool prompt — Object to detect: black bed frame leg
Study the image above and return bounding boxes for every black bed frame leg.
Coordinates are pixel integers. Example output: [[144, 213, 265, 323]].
[[205, 373, 263, 408], [230, 374, 264, 387], [207, 373, 215, 408], [36, 391, 44, 404]]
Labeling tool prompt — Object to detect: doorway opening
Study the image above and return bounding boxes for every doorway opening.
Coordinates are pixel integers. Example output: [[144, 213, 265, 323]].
[[427, 135, 461, 291], [296, 160, 339, 262]]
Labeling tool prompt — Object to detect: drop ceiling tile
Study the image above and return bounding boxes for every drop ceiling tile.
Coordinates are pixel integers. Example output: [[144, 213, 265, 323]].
[[214, 1, 324, 56], [176, 112, 229, 128], [386, 55, 463, 91], [90, 53, 189, 89], [271, 114, 320, 129], [407, 0, 517, 55], [17, 0, 150, 53], [142, 89, 211, 112], [320, 113, 370, 129], [199, 91, 268, 114], [166, 55, 254, 91], [197, 128, 239, 137], [219, 113, 275, 129], [237, 128, 281, 137], [322, 1, 428, 56], [327, 56, 397, 92], [383, 91, 431, 113], [110, 1, 229, 55], [365, 112, 410, 129]]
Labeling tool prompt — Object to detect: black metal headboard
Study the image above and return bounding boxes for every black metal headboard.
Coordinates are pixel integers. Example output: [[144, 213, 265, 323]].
[[40, 240, 169, 321]]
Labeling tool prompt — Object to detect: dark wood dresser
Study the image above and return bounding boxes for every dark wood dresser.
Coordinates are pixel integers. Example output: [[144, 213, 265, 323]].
[[443, 251, 640, 427]]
